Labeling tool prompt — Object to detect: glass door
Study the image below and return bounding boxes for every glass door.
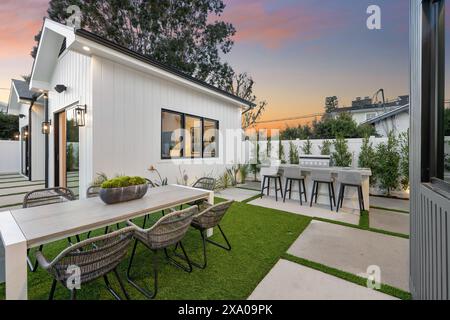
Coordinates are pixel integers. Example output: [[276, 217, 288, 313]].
[[65, 110, 80, 197]]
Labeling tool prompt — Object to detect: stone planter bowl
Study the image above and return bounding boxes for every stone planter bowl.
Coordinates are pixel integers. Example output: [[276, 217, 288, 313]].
[[99, 183, 148, 205]]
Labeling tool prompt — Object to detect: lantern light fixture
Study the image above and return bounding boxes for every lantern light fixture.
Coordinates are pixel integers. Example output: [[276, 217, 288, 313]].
[[74, 104, 87, 127], [42, 120, 51, 135]]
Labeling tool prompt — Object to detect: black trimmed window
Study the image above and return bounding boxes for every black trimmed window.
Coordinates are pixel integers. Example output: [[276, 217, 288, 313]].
[[422, 0, 450, 189], [161, 109, 219, 159]]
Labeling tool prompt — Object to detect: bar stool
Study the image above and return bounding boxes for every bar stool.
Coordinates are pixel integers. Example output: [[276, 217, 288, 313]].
[[336, 172, 365, 212], [283, 167, 307, 205], [260, 166, 284, 201], [309, 170, 336, 211]]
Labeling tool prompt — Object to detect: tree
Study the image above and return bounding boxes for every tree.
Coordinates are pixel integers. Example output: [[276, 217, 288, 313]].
[[320, 140, 332, 155], [332, 136, 352, 167], [289, 142, 299, 164], [34, 1, 266, 128], [358, 136, 376, 185], [301, 138, 312, 155], [0, 112, 19, 140], [325, 96, 338, 114], [226, 73, 266, 129], [399, 131, 410, 190], [374, 132, 400, 195]]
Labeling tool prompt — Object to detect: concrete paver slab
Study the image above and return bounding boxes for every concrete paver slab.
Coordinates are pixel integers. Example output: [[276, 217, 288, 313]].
[[370, 196, 409, 212], [248, 259, 397, 300], [370, 209, 409, 235], [287, 220, 409, 291]]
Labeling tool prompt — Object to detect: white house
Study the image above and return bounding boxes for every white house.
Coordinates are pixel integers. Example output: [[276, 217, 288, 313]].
[[360, 104, 410, 137], [7, 79, 45, 181], [330, 95, 409, 125], [29, 19, 253, 197]]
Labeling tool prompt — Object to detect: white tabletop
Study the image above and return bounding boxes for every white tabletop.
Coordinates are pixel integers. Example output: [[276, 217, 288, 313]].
[[10, 185, 211, 248]]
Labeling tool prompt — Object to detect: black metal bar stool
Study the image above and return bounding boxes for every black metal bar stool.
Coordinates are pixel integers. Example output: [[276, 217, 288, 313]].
[[283, 167, 307, 205], [336, 172, 365, 212], [309, 170, 336, 211], [260, 167, 284, 201]]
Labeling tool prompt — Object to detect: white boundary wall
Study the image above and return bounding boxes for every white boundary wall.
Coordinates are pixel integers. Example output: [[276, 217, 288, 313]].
[[0, 141, 20, 174]]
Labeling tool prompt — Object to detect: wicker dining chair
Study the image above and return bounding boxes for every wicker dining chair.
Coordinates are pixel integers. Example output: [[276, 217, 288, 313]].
[[177, 177, 216, 211], [176, 200, 234, 270], [126, 206, 197, 299], [23, 187, 75, 272], [36, 227, 135, 300]]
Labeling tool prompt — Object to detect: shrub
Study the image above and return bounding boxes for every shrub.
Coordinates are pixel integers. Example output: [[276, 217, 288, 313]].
[[239, 164, 250, 183], [358, 136, 377, 186], [101, 176, 146, 188], [399, 131, 410, 190], [332, 136, 352, 167], [289, 141, 300, 164], [374, 132, 400, 195], [279, 140, 286, 164], [320, 140, 332, 155], [301, 138, 312, 155]]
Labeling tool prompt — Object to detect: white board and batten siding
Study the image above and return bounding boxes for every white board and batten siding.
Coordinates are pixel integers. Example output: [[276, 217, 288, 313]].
[[47, 50, 93, 195], [91, 56, 242, 185]]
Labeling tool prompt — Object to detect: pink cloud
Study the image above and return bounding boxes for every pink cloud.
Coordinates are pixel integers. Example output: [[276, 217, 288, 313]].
[[0, 0, 48, 58], [220, 0, 347, 49]]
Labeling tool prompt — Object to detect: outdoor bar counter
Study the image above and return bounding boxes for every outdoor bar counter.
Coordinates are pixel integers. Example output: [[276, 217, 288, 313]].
[[260, 164, 372, 210]]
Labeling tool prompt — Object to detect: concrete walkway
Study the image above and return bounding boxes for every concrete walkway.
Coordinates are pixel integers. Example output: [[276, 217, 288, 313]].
[[370, 208, 409, 235], [248, 259, 397, 300], [216, 188, 260, 202], [287, 220, 409, 291], [370, 196, 409, 212], [0, 173, 44, 209], [249, 196, 360, 225]]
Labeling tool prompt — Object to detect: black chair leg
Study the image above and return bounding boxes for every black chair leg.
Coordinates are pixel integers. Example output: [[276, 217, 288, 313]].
[[331, 182, 336, 206], [260, 176, 266, 198], [310, 181, 316, 207], [340, 185, 346, 208], [302, 179, 308, 202], [164, 241, 193, 273], [315, 182, 320, 203], [267, 177, 271, 196], [274, 178, 278, 201], [104, 270, 129, 300], [278, 177, 284, 199], [328, 183, 333, 211], [336, 185, 342, 212], [289, 180, 292, 200], [299, 180, 303, 206], [127, 239, 158, 299], [358, 186, 365, 211], [48, 279, 57, 300], [283, 179, 289, 203]]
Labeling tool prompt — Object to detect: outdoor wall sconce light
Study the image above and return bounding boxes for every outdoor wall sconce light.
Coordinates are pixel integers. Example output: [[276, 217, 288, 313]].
[[14, 133, 20, 140], [74, 104, 87, 127], [54, 84, 67, 93], [42, 120, 51, 135], [23, 130, 29, 138]]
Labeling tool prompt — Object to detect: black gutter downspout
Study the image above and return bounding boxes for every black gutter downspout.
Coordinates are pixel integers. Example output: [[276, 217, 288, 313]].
[[44, 93, 49, 188], [27, 101, 35, 182]]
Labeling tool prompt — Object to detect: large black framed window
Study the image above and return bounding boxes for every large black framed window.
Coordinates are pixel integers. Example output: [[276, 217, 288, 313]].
[[161, 109, 219, 159], [422, 0, 450, 190]]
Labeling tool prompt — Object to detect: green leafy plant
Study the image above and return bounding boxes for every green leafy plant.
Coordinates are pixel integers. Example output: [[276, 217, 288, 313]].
[[332, 136, 352, 167], [320, 140, 332, 155], [374, 132, 400, 196], [250, 142, 261, 181], [289, 142, 299, 164], [239, 164, 250, 183], [91, 173, 109, 187], [301, 138, 313, 155], [358, 136, 377, 186], [176, 166, 189, 186], [216, 171, 232, 190], [399, 131, 410, 190], [147, 165, 168, 186], [279, 140, 286, 164], [101, 176, 146, 189]]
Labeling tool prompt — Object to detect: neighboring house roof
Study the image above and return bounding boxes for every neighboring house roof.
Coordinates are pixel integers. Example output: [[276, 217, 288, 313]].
[[361, 104, 410, 125], [332, 96, 409, 114], [332, 104, 389, 113], [30, 19, 255, 108]]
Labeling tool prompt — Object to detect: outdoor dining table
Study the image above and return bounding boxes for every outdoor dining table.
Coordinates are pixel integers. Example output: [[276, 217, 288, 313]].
[[0, 184, 214, 300]]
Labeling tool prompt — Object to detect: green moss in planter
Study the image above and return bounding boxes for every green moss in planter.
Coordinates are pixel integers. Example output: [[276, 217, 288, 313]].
[[101, 176, 146, 189]]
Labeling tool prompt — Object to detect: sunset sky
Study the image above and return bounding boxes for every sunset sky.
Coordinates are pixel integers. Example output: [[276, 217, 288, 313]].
[[0, 0, 409, 127]]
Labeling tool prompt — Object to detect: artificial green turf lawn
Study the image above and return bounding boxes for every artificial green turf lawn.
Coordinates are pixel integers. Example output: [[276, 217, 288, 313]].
[[0, 199, 311, 300]]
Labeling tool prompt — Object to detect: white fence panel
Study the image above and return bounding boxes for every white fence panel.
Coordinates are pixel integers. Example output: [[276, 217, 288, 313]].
[[0, 141, 20, 174]]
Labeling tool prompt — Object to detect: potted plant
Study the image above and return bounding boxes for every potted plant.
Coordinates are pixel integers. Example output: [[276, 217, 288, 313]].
[[99, 176, 148, 204]]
